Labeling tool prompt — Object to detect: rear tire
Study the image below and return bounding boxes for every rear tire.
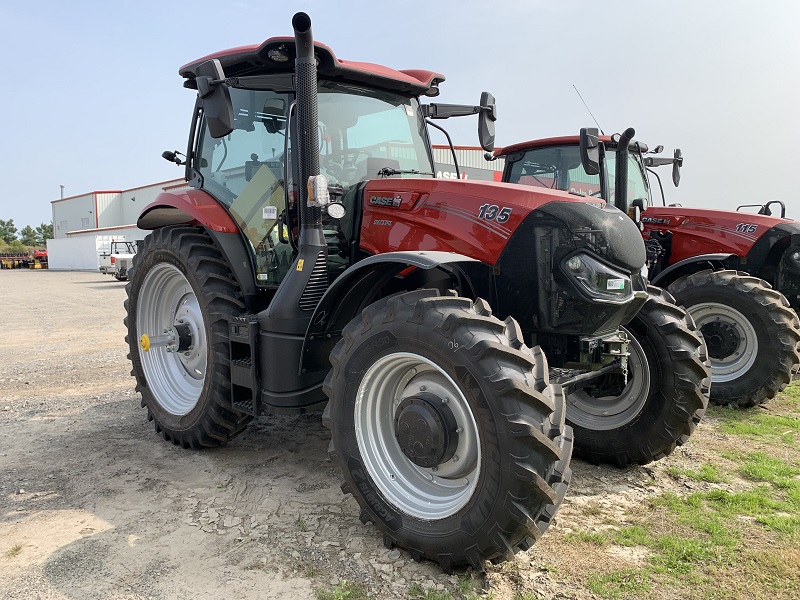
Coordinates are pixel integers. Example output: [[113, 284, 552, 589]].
[[668, 270, 800, 407], [567, 287, 710, 466], [324, 290, 572, 572], [124, 226, 252, 448]]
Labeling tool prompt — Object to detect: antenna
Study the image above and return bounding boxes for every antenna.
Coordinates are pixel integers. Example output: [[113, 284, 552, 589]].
[[573, 85, 604, 135]]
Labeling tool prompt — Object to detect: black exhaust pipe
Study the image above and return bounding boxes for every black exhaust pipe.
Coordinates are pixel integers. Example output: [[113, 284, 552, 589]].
[[292, 12, 324, 238], [263, 11, 328, 325], [614, 127, 635, 213]]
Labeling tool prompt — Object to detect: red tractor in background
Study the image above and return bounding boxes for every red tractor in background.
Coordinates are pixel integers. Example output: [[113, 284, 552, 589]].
[[125, 13, 708, 570], [496, 129, 800, 407]]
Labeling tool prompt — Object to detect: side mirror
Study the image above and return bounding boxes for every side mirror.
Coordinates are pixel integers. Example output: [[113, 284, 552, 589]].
[[579, 127, 600, 176], [478, 92, 496, 152], [672, 148, 683, 187], [196, 59, 234, 139]]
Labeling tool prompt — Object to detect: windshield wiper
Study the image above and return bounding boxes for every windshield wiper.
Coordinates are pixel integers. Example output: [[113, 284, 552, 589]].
[[378, 167, 434, 178]]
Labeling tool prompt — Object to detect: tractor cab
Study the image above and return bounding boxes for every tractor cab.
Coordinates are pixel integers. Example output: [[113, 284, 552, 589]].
[[168, 41, 496, 291], [500, 133, 655, 216], [193, 81, 437, 285]]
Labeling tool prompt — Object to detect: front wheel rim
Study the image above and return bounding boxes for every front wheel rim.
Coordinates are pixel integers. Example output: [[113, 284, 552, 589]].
[[137, 263, 207, 416], [567, 327, 651, 431], [688, 303, 758, 382], [355, 352, 481, 520]]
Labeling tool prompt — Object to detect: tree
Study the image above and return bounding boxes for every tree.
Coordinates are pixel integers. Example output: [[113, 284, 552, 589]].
[[19, 225, 37, 246], [0, 219, 17, 243], [35, 222, 53, 245]]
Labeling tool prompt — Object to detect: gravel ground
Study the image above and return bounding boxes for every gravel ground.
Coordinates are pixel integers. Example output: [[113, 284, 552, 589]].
[[0, 269, 718, 600]]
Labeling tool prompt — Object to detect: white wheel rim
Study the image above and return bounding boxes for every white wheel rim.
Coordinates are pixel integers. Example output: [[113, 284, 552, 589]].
[[688, 303, 758, 382], [355, 352, 481, 520], [137, 263, 207, 415]]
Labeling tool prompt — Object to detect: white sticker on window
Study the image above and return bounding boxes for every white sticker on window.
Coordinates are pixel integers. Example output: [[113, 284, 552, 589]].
[[257, 273, 270, 280], [405, 105, 414, 117], [606, 278, 625, 290], [263, 206, 278, 220]]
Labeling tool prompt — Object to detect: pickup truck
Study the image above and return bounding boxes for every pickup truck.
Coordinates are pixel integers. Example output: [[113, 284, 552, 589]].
[[99, 241, 138, 280]]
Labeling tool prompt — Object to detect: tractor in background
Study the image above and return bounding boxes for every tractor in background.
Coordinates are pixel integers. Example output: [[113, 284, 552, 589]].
[[124, 13, 708, 570], [497, 129, 800, 407]]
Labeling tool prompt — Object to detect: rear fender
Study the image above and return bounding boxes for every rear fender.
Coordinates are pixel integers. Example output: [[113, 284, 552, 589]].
[[137, 190, 239, 233], [137, 190, 264, 308], [300, 251, 481, 373], [650, 253, 735, 287]]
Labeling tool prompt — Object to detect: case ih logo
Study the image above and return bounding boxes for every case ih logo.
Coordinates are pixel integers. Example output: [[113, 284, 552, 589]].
[[369, 195, 402, 207], [641, 216, 671, 225]]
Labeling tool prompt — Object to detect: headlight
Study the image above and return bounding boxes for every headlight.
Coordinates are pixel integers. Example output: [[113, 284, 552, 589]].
[[561, 252, 634, 303]]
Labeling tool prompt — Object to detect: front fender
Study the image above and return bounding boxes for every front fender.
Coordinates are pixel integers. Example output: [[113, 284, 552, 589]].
[[650, 253, 734, 287], [300, 251, 480, 373]]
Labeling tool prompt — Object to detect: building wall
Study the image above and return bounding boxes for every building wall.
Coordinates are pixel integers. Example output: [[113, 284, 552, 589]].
[[47, 237, 105, 270], [52, 193, 97, 239], [120, 179, 186, 225], [96, 192, 123, 229], [432, 145, 505, 181]]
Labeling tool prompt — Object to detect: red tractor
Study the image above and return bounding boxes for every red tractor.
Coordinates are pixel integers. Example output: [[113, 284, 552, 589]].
[[496, 128, 800, 407], [125, 14, 707, 570]]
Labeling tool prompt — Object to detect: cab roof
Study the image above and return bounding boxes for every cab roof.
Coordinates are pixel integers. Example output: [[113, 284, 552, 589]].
[[179, 37, 444, 97], [497, 134, 652, 158]]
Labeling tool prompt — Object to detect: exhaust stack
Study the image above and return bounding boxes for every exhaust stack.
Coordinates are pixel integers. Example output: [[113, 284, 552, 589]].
[[614, 127, 635, 213], [259, 12, 329, 334], [292, 12, 324, 238]]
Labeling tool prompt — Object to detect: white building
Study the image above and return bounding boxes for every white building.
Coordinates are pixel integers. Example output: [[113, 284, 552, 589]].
[[48, 178, 188, 270]]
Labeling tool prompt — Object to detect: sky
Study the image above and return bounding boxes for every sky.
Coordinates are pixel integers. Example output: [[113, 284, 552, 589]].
[[1, 0, 799, 229]]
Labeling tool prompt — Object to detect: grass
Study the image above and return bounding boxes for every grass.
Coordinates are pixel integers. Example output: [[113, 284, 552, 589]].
[[559, 383, 800, 599], [295, 518, 307, 532], [586, 569, 651, 599], [407, 576, 489, 600], [315, 580, 367, 600], [713, 405, 800, 446], [666, 463, 730, 483], [4, 544, 22, 558]]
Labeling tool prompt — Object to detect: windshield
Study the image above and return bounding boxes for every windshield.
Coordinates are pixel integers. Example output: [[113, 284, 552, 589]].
[[194, 81, 432, 286], [506, 145, 600, 197], [507, 145, 653, 210], [317, 80, 433, 185]]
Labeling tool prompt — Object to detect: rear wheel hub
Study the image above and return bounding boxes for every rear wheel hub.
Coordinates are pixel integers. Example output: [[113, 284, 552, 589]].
[[700, 320, 740, 359], [394, 392, 459, 468]]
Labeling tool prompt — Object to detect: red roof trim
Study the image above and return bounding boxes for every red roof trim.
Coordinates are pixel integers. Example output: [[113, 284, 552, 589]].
[[50, 179, 186, 204]]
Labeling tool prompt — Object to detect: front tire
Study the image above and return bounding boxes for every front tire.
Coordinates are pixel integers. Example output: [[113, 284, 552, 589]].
[[124, 226, 252, 448], [668, 270, 800, 407], [324, 290, 572, 572], [567, 287, 710, 466]]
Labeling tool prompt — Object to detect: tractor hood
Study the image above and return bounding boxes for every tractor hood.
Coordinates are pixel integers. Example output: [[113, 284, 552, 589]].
[[641, 205, 799, 261], [359, 178, 644, 268]]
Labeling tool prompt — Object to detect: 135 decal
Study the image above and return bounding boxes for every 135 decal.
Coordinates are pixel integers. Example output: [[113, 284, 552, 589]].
[[478, 204, 512, 223]]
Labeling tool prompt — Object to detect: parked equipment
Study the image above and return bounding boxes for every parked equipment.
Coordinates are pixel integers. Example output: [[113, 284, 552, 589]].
[[496, 129, 800, 407], [0, 250, 47, 269], [125, 14, 707, 570], [99, 241, 138, 280]]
